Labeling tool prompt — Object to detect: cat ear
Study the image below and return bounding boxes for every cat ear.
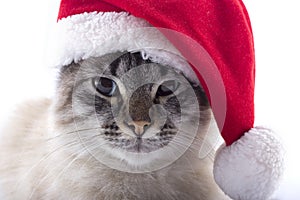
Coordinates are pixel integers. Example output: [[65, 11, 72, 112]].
[[52, 1, 284, 199]]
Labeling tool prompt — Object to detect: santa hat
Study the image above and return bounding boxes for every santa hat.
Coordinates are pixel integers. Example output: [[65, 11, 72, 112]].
[[53, 0, 284, 199]]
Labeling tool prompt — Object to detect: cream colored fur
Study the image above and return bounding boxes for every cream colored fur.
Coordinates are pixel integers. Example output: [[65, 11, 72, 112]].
[[0, 99, 230, 200]]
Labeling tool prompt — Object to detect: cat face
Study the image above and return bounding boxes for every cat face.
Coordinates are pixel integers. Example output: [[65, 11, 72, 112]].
[[53, 51, 210, 172]]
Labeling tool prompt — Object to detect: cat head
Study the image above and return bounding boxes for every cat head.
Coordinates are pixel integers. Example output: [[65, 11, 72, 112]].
[[52, 51, 212, 172]]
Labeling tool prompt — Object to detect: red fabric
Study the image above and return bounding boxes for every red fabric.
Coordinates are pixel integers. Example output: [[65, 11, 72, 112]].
[[57, 0, 124, 21], [57, 0, 255, 146]]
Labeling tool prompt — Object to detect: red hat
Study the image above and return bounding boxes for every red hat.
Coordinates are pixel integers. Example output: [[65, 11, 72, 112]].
[[54, 0, 284, 199]]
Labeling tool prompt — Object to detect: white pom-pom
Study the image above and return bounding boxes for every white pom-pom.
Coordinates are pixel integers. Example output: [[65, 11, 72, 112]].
[[213, 127, 284, 200]]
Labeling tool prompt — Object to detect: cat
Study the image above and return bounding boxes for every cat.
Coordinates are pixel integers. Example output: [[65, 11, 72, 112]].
[[0, 51, 229, 199]]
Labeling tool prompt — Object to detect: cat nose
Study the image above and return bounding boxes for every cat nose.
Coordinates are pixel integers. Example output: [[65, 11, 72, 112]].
[[127, 121, 150, 136]]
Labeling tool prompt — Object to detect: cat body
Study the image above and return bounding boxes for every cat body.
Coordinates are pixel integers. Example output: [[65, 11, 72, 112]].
[[0, 52, 229, 200]]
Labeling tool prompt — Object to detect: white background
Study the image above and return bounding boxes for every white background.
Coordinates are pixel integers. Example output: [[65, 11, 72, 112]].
[[0, 0, 299, 199]]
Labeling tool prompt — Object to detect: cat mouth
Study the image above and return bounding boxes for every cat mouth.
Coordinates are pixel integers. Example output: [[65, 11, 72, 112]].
[[124, 137, 150, 153], [106, 134, 173, 153]]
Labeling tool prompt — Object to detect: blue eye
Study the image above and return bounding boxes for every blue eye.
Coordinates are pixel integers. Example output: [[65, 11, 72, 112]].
[[93, 77, 117, 97]]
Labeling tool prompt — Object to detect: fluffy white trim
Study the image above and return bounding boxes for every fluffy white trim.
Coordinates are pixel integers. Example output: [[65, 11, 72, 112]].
[[48, 12, 198, 83], [213, 127, 284, 200]]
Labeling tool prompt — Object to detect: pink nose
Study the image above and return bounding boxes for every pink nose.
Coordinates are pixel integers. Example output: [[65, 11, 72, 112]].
[[127, 121, 150, 136]]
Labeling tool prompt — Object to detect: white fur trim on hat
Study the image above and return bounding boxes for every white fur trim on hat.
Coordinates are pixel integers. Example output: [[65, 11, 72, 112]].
[[49, 11, 199, 83], [213, 127, 284, 200]]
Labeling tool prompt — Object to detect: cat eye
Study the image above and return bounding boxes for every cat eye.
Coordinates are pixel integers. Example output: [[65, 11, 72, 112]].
[[93, 77, 117, 97], [156, 80, 180, 97]]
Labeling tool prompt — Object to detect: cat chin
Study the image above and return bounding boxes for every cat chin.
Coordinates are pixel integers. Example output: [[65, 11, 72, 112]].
[[98, 148, 163, 173], [114, 149, 162, 166], [100, 144, 188, 173]]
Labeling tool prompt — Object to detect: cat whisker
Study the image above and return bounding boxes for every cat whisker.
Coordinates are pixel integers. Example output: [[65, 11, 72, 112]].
[[77, 154, 94, 173], [75, 133, 103, 141], [176, 139, 215, 163], [27, 142, 85, 200], [45, 127, 105, 142], [169, 138, 199, 153], [47, 150, 89, 188], [83, 140, 109, 154], [178, 128, 220, 147], [170, 138, 215, 161], [14, 140, 78, 193]]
